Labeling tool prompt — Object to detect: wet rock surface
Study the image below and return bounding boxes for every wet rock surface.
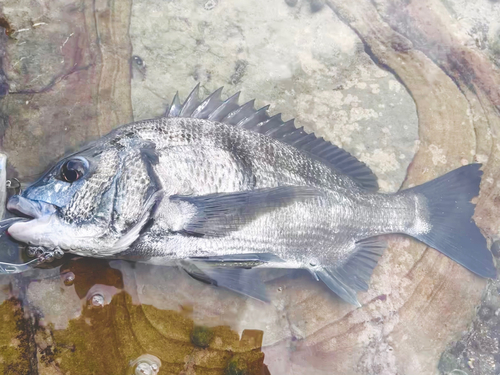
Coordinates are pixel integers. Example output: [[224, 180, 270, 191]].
[[21, 258, 270, 375], [0, 0, 133, 179], [439, 253, 500, 375], [0, 0, 499, 374], [129, 0, 418, 192]]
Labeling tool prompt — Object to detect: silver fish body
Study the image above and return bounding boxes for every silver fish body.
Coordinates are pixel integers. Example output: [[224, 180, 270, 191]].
[[6, 87, 496, 305], [121, 118, 417, 261]]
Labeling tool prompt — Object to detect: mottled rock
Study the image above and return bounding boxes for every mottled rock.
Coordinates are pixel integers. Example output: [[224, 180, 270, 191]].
[[129, 0, 418, 192], [0, 0, 133, 179], [439, 275, 500, 375], [0, 298, 36, 374], [0, 0, 498, 374], [323, 0, 500, 374]]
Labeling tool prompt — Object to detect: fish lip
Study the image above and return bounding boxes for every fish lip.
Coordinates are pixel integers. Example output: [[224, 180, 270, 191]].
[[7, 195, 57, 219]]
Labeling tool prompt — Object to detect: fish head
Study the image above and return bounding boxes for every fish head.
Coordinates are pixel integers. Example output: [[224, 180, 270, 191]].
[[6, 138, 161, 256]]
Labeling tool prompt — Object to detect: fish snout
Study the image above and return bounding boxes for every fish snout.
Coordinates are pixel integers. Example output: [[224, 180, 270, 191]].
[[7, 195, 57, 219]]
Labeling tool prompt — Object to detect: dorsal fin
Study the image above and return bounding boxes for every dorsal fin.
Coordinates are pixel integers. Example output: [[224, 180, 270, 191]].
[[191, 87, 224, 119], [164, 87, 379, 191], [179, 84, 202, 117], [165, 92, 182, 117], [208, 91, 241, 121]]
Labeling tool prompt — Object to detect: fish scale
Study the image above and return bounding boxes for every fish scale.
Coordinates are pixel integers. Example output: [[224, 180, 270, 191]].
[[4, 86, 496, 305]]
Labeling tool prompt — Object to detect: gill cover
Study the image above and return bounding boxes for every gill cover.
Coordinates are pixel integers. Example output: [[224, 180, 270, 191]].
[[7, 139, 162, 256]]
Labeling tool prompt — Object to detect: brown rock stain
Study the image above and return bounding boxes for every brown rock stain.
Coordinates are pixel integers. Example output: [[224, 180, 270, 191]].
[[289, 0, 498, 373], [1, 0, 133, 179], [0, 0, 498, 373]]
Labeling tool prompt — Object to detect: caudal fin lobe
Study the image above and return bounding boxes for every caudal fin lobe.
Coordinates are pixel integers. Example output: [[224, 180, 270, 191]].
[[406, 164, 496, 278]]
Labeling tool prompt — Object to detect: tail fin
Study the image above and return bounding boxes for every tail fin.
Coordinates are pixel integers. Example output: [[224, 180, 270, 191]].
[[405, 164, 496, 278]]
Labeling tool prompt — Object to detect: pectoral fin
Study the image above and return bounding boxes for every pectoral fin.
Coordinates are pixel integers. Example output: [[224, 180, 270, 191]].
[[171, 186, 322, 237]]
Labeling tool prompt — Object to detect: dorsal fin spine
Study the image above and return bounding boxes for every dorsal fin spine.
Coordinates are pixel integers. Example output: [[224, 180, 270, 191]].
[[179, 84, 201, 117], [208, 91, 241, 121], [165, 87, 379, 191], [192, 87, 224, 119], [237, 105, 270, 129], [223, 100, 256, 125], [262, 116, 285, 136], [167, 92, 182, 117]]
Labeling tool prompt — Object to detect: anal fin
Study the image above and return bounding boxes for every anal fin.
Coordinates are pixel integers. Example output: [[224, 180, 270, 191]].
[[316, 268, 361, 306], [316, 237, 386, 306]]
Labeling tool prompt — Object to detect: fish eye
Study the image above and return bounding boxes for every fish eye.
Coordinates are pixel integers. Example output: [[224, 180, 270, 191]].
[[59, 157, 89, 183]]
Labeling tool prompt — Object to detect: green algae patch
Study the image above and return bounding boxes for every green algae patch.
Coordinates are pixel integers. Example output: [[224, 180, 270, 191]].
[[192, 326, 214, 348], [226, 356, 248, 375], [0, 298, 35, 375], [209, 326, 242, 351], [0, 260, 269, 374], [50, 292, 144, 374], [43, 291, 268, 374], [127, 296, 194, 367], [139, 303, 194, 342], [229, 351, 268, 375]]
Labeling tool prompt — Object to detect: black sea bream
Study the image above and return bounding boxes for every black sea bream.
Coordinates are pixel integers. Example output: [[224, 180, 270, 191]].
[[5, 86, 496, 305]]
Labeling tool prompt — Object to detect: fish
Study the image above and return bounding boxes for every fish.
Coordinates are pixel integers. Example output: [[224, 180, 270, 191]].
[[3, 85, 497, 305]]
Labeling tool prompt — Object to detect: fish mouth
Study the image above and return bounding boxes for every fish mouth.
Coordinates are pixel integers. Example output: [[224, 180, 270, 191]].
[[6, 197, 58, 246], [7, 195, 57, 219]]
